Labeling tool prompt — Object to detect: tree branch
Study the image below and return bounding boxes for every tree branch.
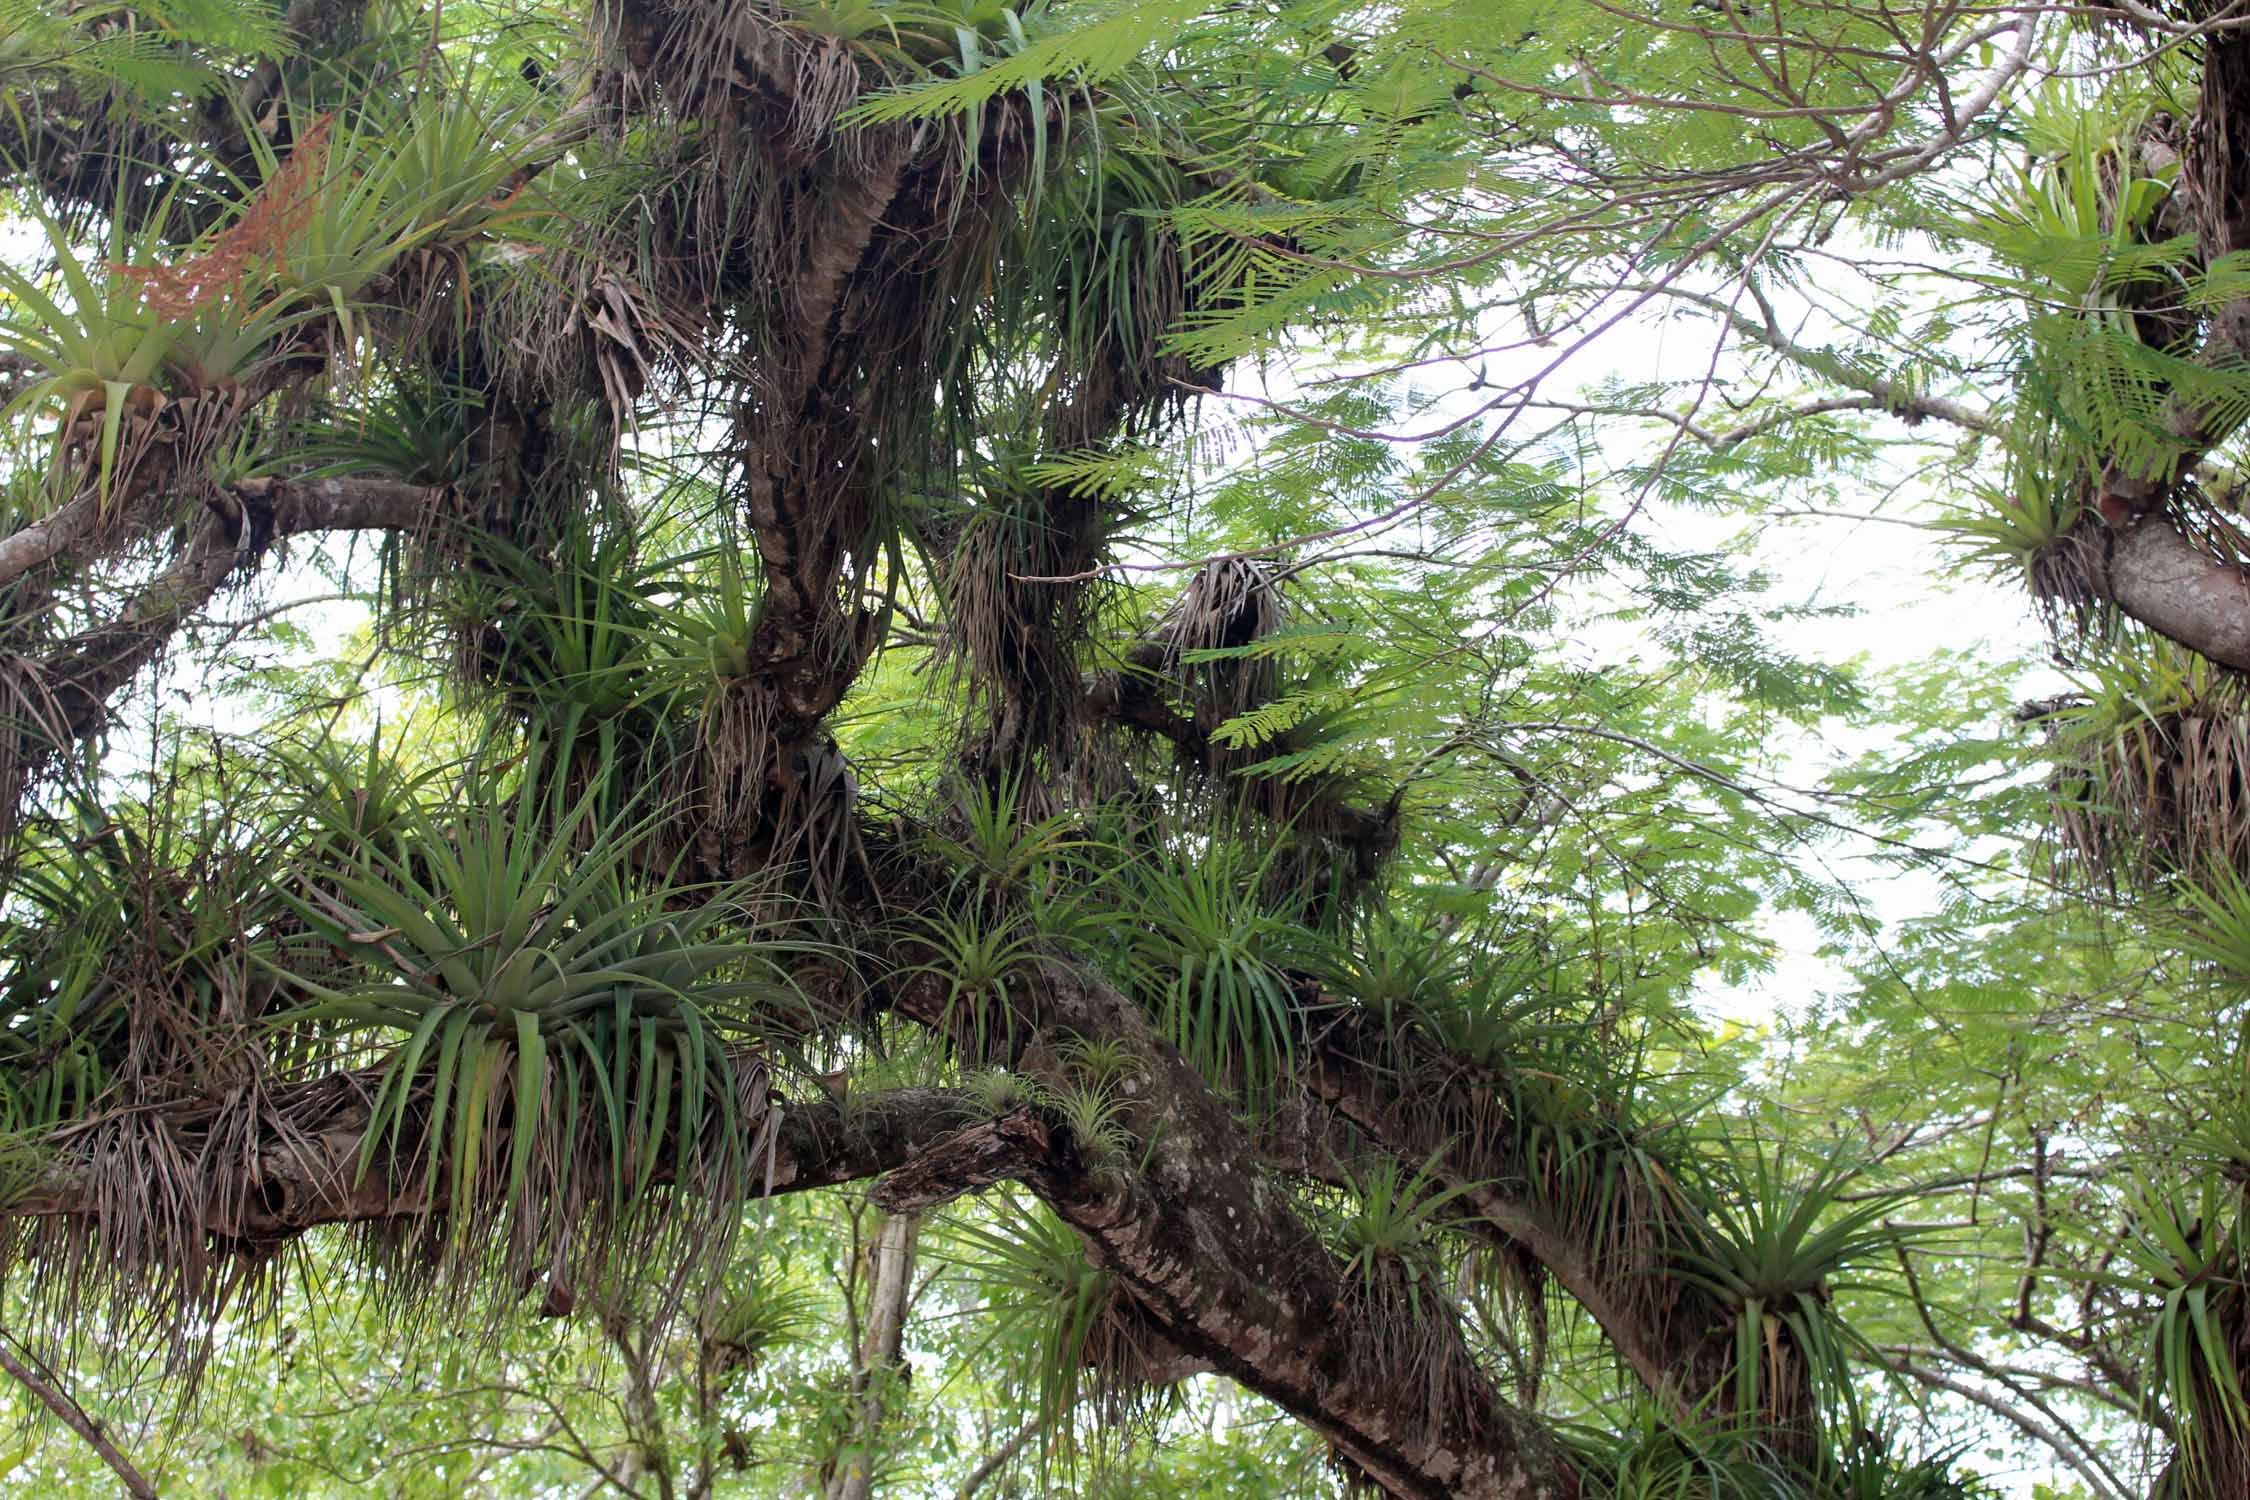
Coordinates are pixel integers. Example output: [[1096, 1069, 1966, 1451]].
[[889, 959, 1580, 1500], [0, 1331, 160, 1499], [2086, 515, 2250, 672], [825, 1206, 921, 1500], [13, 1084, 985, 1235], [2, 473, 442, 806], [1868, 1351, 2129, 1500], [1302, 1015, 1730, 1425]]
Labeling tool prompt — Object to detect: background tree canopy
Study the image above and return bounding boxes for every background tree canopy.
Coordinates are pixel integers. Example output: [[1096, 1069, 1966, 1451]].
[[10, 1, 2250, 1496]]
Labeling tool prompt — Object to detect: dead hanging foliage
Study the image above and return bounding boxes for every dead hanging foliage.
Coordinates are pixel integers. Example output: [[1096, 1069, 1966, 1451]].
[[625, 0, 882, 154], [937, 484, 1119, 809], [947, 1193, 1199, 1478], [582, 271, 708, 427], [482, 224, 712, 440], [2026, 519, 2107, 639], [1146, 561, 1395, 885], [1463, 1085, 1704, 1363], [2035, 651, 2250, 893], [340, 1047, 781, 1338], [0, 653, 71, 845], [0, 783, 311, 1385], [1316, 1009, 1722, 1419], [1072, 1285, 1200, 1427], [0, 743, 802, 1379], [1335, 1254, 1490, 1453], [109, 116, 334, 318], [932, 134, 1221, 796], [692, 672, 783, 834], [683, 725, 865, 908], [1158, 557, 1287, 731]]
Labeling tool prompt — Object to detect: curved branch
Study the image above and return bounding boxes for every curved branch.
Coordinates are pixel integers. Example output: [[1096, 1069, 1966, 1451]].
[[13, 1084, 986, 1236], [1869, 1351, 2130, 1500], [0, 1332, 160, 1499], [1302, 1018, 1729, 1423], [3, 473, 441, 806], [2087, 515, 2250, 672], [889, 959, 1580, 1500]]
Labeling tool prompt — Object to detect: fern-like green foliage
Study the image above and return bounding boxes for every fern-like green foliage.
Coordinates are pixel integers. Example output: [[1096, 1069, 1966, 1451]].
[[0, 0, 286, 103], [844, 0, 1203, 127]]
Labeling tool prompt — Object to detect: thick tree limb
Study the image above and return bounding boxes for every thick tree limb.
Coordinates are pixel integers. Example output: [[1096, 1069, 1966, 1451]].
[[242, 473, 444, 537], [891, 960, 1582, 1500], [14, 1085, 984, 1236], [13, 908, 1587, 1500], [872, 1111, 1053, 1214], [2087, 515, 2250, 672]]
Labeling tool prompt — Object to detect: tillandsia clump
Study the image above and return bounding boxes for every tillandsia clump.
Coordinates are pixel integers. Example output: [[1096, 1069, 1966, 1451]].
[[24, 3, 2250, 1500]]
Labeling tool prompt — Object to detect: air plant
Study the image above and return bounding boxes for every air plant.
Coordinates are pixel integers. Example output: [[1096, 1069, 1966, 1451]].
[[272, 723, 449, 874], [2043, 635, 2250, 888], [1936, 463, 2087, 588], [1671, 1141, 1919, 1433], [926, 768, 1100, 911], [960, 1067, 1040, 1118], [699, 1265, 823, 1381], [654, 540, 764, 684], [646, 540, 771, 821], [274, 741, 802, 1298], [1339, 906, 1564, 1070], [0, 201, 190, 506], [0, 780, 292, 1121], [281, 374, 482, 488], [2096, 1174, 2250, 1496], [1326, 1152, 1489, 1445], [944, 1189, 1182, 1473], [901, 905, 1047, 1061], [1048, 1080, 1133, 1174], [1115, 832, 1318, 1103], [468, 529, 678, 788]]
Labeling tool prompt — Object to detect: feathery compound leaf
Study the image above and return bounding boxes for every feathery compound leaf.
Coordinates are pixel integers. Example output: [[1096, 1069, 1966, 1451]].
[[844, 0, 1201, 124]]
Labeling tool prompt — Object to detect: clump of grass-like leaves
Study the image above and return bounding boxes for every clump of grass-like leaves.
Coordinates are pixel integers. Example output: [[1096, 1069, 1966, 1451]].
[[276, 739, 804, 1312], [2092, 1174, 2250, 1497], [0, 768, 304, 1367], [1673, 1142, 1919, 1436], [2038, 637, 2250, 891], [1330, 1153, 1488, 1440], [1113, 832, 1318, 1104]]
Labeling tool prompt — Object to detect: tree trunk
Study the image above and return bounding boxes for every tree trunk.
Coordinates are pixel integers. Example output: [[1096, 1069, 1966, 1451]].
[[826, 1208, 921, 1500]]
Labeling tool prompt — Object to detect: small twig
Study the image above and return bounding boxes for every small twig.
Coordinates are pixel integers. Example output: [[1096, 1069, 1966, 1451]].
[[0, 1332, 160, 1499], [955, 1415, 1040, 1500]]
